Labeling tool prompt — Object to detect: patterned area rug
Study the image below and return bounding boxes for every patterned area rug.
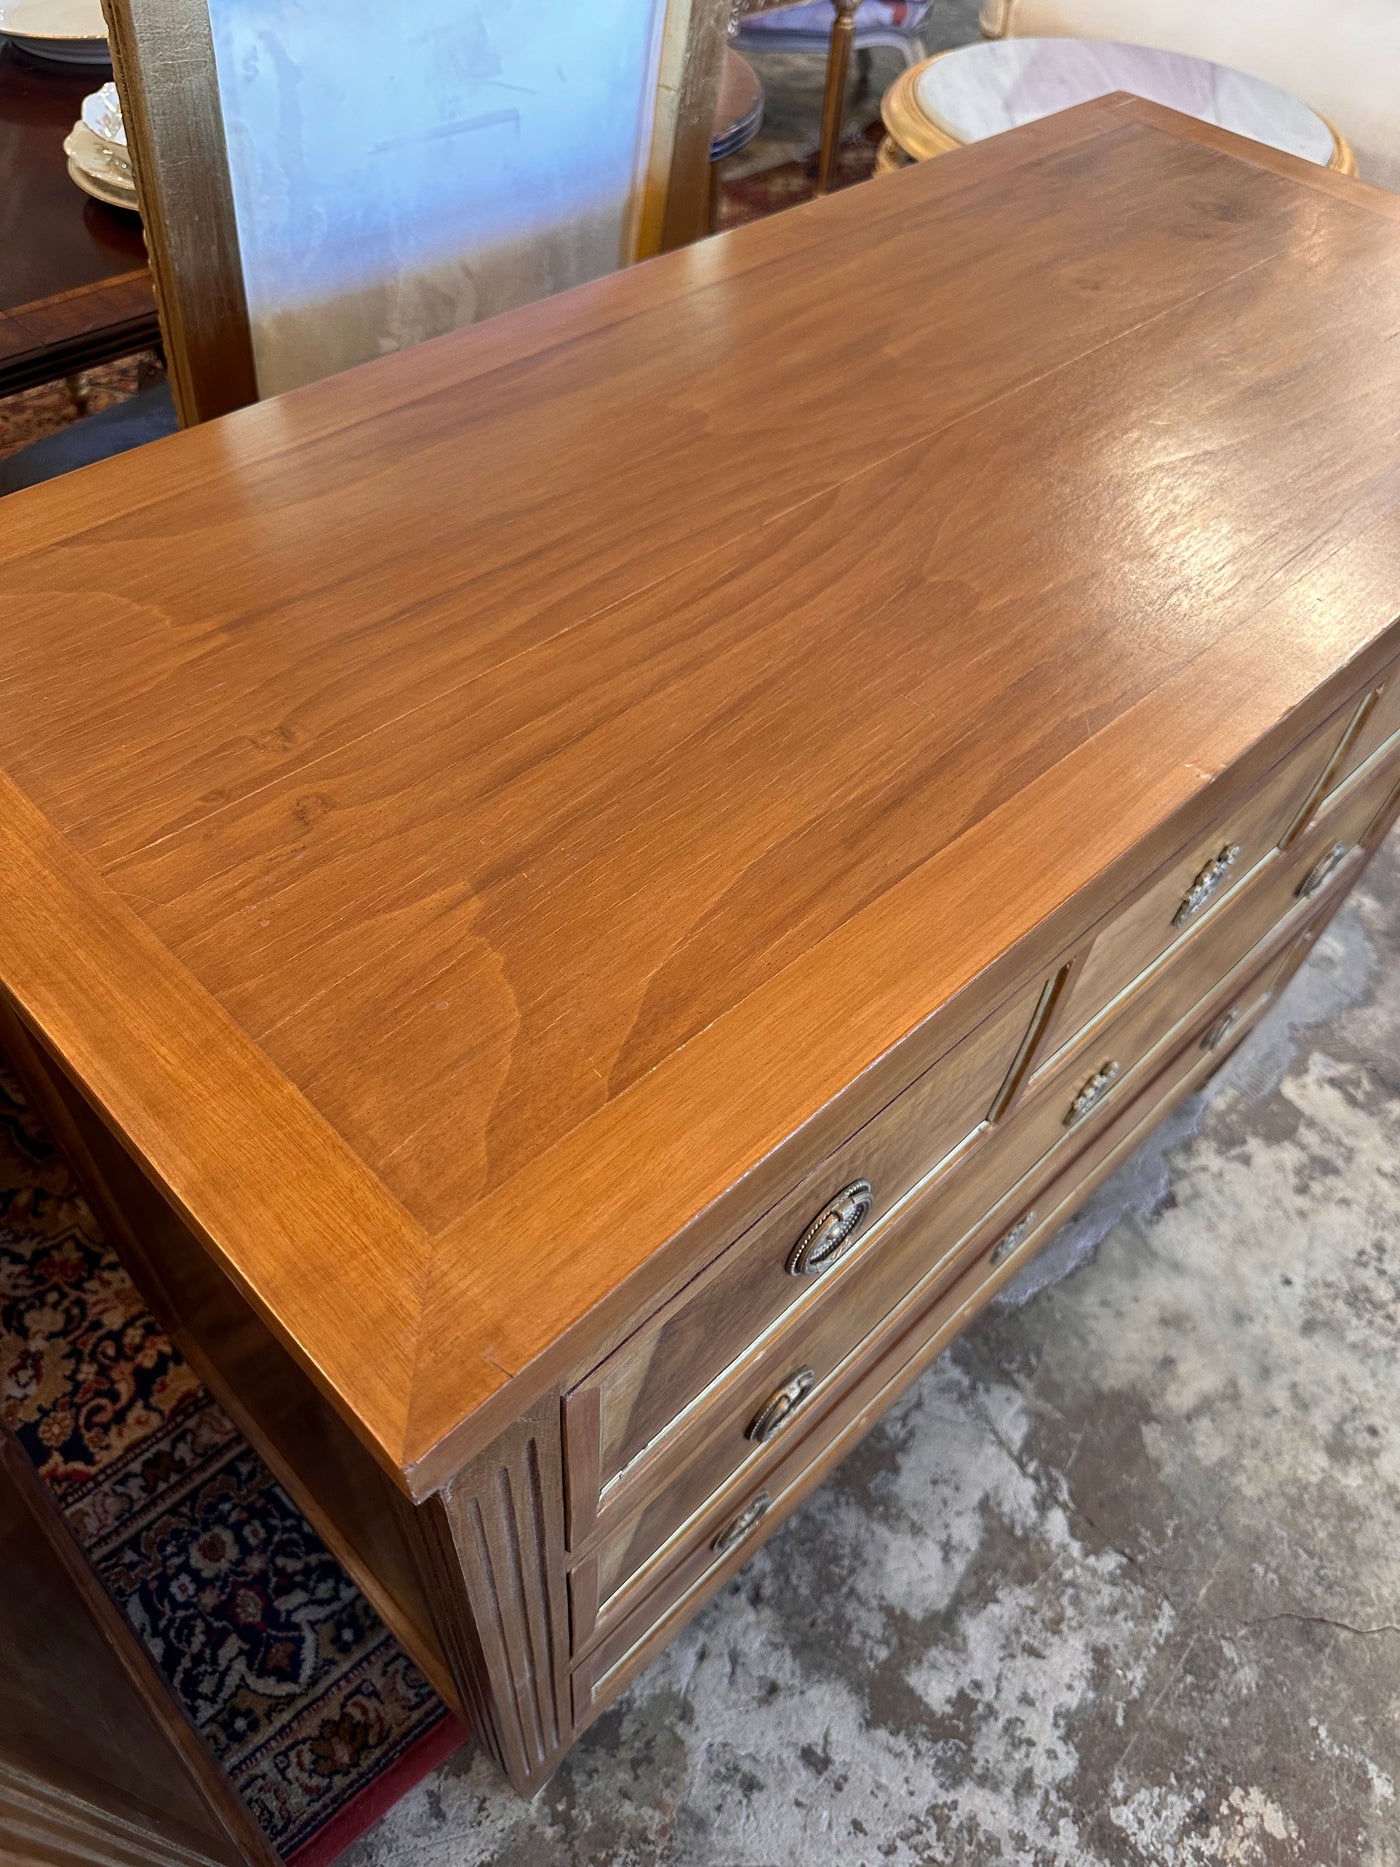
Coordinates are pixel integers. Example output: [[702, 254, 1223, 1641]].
[[717, 130, 882, 231], [0, 356, 150, 462], [0, 1062, 462, 1861]]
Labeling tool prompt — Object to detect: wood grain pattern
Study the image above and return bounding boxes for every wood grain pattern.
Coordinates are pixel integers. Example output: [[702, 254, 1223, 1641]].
[[568, 973, 1044, 1516], [568, 887, 1360, 1716], [0, 1426, 273, 1867], [570, 759, 1400, 1708], [1, 100, 1399, 1491], [1318, 673, 1400, 806], [566, 732, 1400, 1610], [0, 992, 458, 1711], [416, 1403, 572, 1795], [0, 274, 160, 401], [410, 508, 1400, 1488], [567, 943, 1286, 1714], [2, 99, 1400, 1787], [1039, 707, 1350, 1057], [0, 775, 431, 1478]]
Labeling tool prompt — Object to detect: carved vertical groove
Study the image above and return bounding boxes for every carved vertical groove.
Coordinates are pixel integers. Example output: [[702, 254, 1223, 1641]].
[[414, 1399, 573, 1795]]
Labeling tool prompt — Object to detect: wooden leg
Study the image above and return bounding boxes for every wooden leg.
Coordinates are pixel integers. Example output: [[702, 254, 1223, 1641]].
[[415, 1402, 575, 1796], [816, 0, 860, 196]]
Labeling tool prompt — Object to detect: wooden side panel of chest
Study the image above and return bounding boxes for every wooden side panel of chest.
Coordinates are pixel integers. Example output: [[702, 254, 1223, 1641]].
[[0, 1423, 275, 1866], [0, 997, 462, 1719]]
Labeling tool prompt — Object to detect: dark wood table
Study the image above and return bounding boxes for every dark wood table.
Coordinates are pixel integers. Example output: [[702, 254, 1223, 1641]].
[[0, 44, 158, 396]]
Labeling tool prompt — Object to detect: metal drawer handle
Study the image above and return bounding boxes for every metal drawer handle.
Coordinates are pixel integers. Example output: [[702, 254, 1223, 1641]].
[[1173, 843, 1241, 926], [746, 1367, 817, 1445], [787, 1179, 874, 1276], [1201, 1007, 1241, 1053], [712, 1490, 772, 1555], [990, 1211, 1036, 1269], [1297, 841, 1349, 900], [1065, 1060, 1121, 1127]]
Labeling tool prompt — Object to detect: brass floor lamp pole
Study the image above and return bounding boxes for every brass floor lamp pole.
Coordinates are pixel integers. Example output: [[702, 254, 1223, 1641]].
[[815, 0, 859, 193]]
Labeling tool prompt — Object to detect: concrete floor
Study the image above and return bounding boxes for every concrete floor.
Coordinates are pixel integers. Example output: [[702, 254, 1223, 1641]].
[[343, 34, 1399, 1856], [348, 824, 1400, 1866]]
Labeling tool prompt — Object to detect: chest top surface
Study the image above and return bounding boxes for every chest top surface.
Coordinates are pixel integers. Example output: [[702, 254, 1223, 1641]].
[[1, 95, 1399, 1488]]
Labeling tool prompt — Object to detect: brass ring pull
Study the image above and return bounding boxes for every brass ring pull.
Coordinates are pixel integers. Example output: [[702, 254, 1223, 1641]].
[[712, 1490, 772, 1555], [1173, 843, 1241, 926], [1065, 1060, 1120, 1128], [746, 1367, 817, 1444], [989, 1211, 1036, 1268], [787, 1179, 874, 1276], [1201, 1007, 1241, 1053], [1296, 841, 1349, 900]]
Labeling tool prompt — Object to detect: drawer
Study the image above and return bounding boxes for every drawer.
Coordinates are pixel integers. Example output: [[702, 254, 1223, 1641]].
[[1026, 758, 1396, 1122], [563, 973, 1048, 1539], [1292, 672, 1400, 841], [566, 782, 1400, 1640], [1042, 705, 1351, 1058], [570, 941, 1301, 1706]]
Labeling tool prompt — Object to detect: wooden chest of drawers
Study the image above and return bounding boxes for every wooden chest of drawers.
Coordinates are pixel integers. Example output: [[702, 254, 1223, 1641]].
[[1, 93, 1398, 1794]]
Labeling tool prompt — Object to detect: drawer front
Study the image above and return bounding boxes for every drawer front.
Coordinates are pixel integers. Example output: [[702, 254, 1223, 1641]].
[[1043, 707, 1349, 1059], [570, 940, 1303, 1704], [1312, 664, 1400, 813], [564, 975, 1047, 1534], [1026, 754, 1397, 1121], [566, 809, 1364, 1643]]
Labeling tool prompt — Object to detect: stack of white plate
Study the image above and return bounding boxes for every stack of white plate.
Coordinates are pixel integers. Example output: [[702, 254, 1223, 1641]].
[[0, 0, 109, 65], [63, 79, 138, 212]]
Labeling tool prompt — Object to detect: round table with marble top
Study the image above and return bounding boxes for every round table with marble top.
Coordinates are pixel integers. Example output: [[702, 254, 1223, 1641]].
[[878, 37, 1354, 178]]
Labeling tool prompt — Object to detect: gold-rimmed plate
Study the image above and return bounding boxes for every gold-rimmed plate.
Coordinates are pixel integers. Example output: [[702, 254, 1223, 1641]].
[[64, 119, 134, 186], [66, 154, 138, 213], [1, 0, 108, 62]]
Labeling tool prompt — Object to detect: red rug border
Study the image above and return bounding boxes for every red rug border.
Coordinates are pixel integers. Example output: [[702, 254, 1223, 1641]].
[[285, 1713, 470, 1867]]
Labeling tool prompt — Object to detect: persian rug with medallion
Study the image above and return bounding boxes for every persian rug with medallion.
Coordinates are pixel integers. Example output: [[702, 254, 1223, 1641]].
[[0, 1062, 464, 1863]]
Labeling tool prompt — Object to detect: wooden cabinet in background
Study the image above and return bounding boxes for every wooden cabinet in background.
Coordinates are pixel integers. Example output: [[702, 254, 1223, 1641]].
[[0, 93, 1398, 1795]]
